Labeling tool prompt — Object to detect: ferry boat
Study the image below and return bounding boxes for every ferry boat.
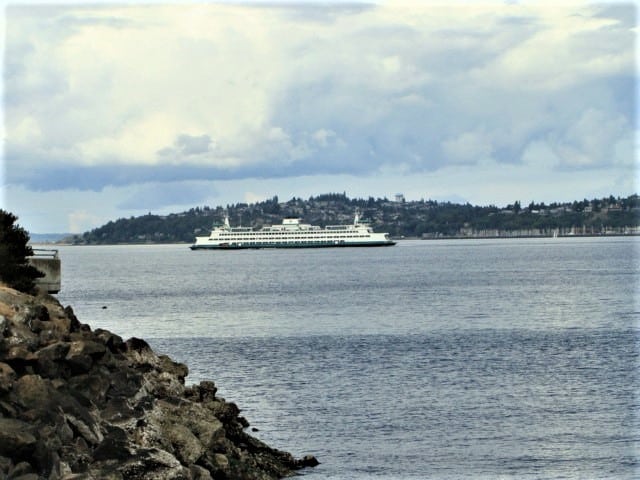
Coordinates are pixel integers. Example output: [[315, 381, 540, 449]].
[[190, 212, 396, 250]]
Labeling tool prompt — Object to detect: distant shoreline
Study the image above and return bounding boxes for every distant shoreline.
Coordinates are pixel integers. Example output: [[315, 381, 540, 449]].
[[31, 232, 640, 247], [415, 233, 640, 241], [62, 193, 640, 246]]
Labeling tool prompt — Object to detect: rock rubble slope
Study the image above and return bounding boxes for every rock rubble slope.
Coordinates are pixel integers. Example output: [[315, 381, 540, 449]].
[[0, 285, 317, 479]]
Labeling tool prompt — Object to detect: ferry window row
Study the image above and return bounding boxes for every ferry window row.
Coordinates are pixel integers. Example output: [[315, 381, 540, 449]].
[[220, 231, 362, 237], [218, 235, 371, 239], [218, 234, 370, 238]]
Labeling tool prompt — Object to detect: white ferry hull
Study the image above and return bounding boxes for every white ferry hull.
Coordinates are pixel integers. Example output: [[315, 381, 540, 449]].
[[190, 239, 396, 250], [190, 213, 396, 250]]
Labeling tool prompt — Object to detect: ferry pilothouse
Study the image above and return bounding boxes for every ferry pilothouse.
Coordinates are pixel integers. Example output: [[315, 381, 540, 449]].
[[190, 211, 396, 250]]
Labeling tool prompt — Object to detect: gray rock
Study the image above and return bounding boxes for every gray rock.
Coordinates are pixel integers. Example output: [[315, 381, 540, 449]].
[[108, 447, 187, 480], [7, 460, 32, 478], [162, 422, 204, 465], [157, 355, 188, 383], [68, 340, 106, 359], [101, 397, 139, 423], [36, 342, 70, 378], [64, 414, 103, 446], [13, 304, 49, 325], [64, 352, 93, 375], [297, 454, 320, 468], [92, 427, 130, 461], [0, 418, 36, 458], [4, 345, 37, 372], [0, 315, 8, 336], [11, 374, 51, 410], [0, 455, 12, 475], [189, 464, 213, 480], [10, 474, 39, 480], [0, 362, 17, 393], [67, 371, 112, 408], [93, 329, 124, 353], [196, 381, 217, 401]]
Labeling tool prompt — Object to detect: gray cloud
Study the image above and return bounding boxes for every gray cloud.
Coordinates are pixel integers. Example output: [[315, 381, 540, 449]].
[[280, 3, 376, 24], [117, 181, 217, 210], [592, 4, 636, 29], [157, 134, 214, 158], [175, 134, 213, 155]]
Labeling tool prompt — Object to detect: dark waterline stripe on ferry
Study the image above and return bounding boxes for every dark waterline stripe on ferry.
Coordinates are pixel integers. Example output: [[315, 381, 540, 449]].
[[190, 241, 396, 250]]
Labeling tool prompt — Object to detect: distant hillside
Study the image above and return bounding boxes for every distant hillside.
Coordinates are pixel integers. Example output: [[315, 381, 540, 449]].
[[29, 233, 72, 244], [69, 193, 640, 244]]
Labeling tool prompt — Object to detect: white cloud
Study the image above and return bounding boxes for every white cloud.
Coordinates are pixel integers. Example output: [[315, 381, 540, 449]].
[[7, 4, 293, 169], [521, 140, 560, 169], [441, 131, 494, 164], [470, 5, 633, 92], [68, 210, 102, 234], [312, 129, 338, 148], [551, 108, 632, 168], [244, 191, 269, 205], [77, 113, 185, 165]]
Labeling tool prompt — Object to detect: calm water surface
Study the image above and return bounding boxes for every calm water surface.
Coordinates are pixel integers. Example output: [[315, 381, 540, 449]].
[[55, 238, 639, 479]]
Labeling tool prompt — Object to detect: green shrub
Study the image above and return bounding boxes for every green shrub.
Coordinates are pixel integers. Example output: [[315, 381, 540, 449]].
[[0, 210, 44, 293]]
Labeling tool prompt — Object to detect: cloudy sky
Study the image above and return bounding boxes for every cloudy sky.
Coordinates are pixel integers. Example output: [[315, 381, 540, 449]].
[[1, 1, 637, 233]]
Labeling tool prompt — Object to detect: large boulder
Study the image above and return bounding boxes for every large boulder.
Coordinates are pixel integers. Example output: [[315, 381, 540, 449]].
[[0, 418, 36, 458], [0, 361, 16, 393], [0, 285, 317, 479]]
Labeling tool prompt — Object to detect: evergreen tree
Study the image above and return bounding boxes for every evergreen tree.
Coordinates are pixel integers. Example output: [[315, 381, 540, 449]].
[[0, 210, 44, 293]]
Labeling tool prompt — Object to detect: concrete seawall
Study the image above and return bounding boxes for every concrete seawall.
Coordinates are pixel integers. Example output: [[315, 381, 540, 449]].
[[27, 249, 61, 294]]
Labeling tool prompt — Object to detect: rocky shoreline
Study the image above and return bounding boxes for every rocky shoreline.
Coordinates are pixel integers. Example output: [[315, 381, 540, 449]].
[[0, 285, 317, 479]]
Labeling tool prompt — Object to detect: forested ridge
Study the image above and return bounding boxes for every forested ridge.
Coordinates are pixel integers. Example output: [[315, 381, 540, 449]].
[[72, 193, 640, 244]]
